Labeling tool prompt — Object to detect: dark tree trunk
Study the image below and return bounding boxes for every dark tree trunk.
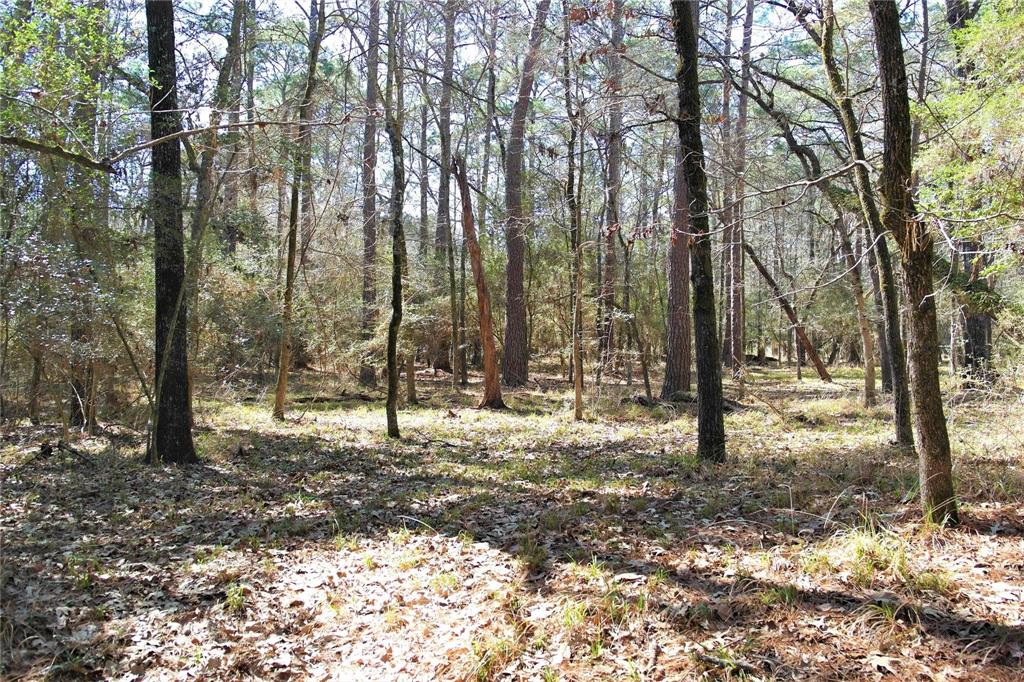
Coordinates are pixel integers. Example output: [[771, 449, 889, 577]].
[[359, 0, 380, 387], [661, 146, 692, 398], [672, 0, 726, 462], [145, 0, 197, 463], [870, 0, 958, 525], [384, 0, 407, 438], [28, 348, 42, 426], [501, 0, 551, 387], [562, 12, 585, 419]]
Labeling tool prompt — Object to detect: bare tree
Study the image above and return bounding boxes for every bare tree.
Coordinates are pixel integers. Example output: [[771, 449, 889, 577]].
[[869, 0, 958, 525], [273, 0, 325, 420], [599, 0, 624, 371], [501, 0, 551, 387], [453, 154, 504, 409], [672, 0, 725, 462], [384, 0, 408, 438], [359, 0, 380, 387], [145, 0, 197, 463]]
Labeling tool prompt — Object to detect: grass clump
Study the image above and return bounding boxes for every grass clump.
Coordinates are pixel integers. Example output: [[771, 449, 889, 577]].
[[471, 636, 520, 681], [430, 572, 460, 596], [224, 581, 247, 612]]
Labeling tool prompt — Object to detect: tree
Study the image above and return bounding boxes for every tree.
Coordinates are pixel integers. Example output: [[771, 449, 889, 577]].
[[273, 0, 325, 420], [384, 0, 407, 438], [145, 0, 197, 463], [724, 0, 754, 382], [869, 0, 958, 525], [671, 0, 725, 462], [359, 0, 380, 387], [944, 0, 993, 382], [804, 0, 915, 447], [743, 242, 832, 383], [660, 147, 692, 398], [599, 0, 624, 370], [562, 7, 585, 419], [453, 154, 504, 409], [434, 0, 458, 378], [501, 0, 551, 387]]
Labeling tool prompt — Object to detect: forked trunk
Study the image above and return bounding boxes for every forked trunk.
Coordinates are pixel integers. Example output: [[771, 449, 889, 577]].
[[453, 154, 504, 409]]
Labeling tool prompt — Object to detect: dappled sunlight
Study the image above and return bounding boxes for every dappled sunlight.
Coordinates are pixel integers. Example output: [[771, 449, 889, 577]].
[[4, 373, 1022, 679]]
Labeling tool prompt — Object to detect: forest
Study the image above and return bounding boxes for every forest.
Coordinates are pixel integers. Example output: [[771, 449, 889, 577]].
[[1, 0, 1023, 678]]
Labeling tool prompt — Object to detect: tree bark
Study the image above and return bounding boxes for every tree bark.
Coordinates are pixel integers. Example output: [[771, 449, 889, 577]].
[[869, 0, 958, 525], [478, 1, 498, 239], [359, 0, 380, 387], [661, 146, 692, 398], [562, 12, 585, 419], [384, 0, 407, 438], [672, 0, 726, 462], [501, 0, 551, 387], [863, 221, 894, 391], [145, 0, 197, 463], [720, 0, 736, 371], [436, 0, 458, 380], [453, 155, 504, 409], [599, 0, 624, 371]]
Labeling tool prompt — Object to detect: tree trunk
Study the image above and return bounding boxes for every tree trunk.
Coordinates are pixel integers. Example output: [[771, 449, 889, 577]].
[[599, 0, 624, 371], [743, 242, 832, 383], [273, 0, 324, 420], [435, 0, 458, 379], [814, 1, 914, 447], [501, 0, 551, 387], [359, 0, 380, 387], [188, 0, 245, 364], [453, 155, 504, 409], [720, 0, 736, 371], [145, 0, 197, 464], [661, 146, 692, 398], [384, 0, 407, 438], [726, 0, 753, 384], [944, 1, 992, 382], [28, 348, 42, 425], [671, 0, 726, 462], [870, 0, 958, 525], [418, 69, 430, 258], [863, 221, 893, 392], [837, 217, 876, 405], [477, 3, 498, 239], [562, 13, 585, 419]]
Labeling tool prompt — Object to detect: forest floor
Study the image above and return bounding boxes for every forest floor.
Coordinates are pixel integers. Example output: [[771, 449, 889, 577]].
[[2, 368, 1023, 680]]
